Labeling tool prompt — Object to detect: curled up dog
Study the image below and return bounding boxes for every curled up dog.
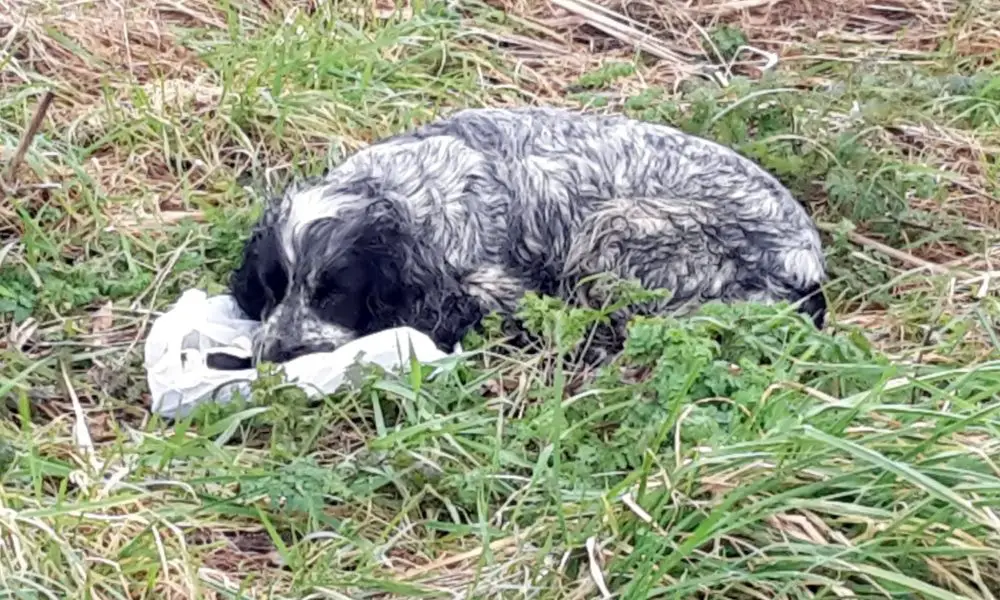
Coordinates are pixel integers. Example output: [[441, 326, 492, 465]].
[[230, 107, 827, 364]]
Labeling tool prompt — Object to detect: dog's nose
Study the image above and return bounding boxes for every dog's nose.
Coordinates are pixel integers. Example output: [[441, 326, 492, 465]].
[[257, 337, 313, 364]]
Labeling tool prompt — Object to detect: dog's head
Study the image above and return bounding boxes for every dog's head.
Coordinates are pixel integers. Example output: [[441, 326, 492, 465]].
[[230, 182, 417, 364]]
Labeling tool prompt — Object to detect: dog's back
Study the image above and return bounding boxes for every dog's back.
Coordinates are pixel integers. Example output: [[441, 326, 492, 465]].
[[373, 107, 827, 324]]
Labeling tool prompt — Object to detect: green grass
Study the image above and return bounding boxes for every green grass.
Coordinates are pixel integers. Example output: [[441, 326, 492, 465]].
[[2, 0, 1000, 597]]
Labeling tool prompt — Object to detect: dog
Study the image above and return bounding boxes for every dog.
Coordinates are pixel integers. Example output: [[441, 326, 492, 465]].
[[230, 106, 827, 364]]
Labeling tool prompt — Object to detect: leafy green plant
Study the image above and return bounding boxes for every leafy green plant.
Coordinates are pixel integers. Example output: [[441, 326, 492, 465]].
[[709, 24, 749, 62]]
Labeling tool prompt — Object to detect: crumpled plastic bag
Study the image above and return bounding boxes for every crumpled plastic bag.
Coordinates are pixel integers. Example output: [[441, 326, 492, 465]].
[[143, 289, 456, 420]]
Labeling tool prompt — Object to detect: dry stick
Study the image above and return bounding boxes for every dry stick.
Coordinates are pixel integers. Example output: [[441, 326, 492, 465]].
[[816, 222, 953, 275], [4, 90, 55, 182], [549, 0, 695, 68]]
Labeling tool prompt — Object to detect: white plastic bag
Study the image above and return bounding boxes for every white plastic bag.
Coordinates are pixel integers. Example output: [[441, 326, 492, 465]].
[[143, 289, 455, 420]]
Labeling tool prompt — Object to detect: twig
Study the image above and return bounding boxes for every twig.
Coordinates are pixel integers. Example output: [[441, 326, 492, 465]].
[[4, 90, 55, 182], [817, 222, 952, 275], [549, 0, 696, 68]]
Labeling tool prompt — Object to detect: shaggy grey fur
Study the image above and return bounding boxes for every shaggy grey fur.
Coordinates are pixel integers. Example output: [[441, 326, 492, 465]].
[[230, 106, 827, 363]]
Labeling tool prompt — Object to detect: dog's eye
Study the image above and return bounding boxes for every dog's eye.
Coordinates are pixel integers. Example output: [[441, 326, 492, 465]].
[[315, 273, 340, 296], [311, 274, 344, 310]]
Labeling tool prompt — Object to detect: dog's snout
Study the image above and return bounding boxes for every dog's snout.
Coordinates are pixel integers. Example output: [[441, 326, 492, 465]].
[[257, 337, 313, 364], [253, 302, 355, 366]]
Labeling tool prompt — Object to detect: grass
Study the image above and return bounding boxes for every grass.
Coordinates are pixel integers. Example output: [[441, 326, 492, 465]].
[[2, 0, 1000, 597]]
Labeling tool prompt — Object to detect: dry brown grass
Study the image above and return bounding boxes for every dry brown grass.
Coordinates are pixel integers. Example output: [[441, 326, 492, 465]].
[[0, 0, 240, 237], [0, 0, 229, 108], [479, 0, 1000, 98]]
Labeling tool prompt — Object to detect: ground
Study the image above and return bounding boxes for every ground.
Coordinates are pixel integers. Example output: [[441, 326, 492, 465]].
[[2, 0, 1000, 598]]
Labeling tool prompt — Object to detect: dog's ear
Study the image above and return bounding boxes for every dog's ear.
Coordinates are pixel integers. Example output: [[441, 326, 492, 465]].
[[350, 198, 421, 312], [309, 196, 487, 348], [303, 199, 420, 332], [230, 221, 288, 321], [350, 198, 491, 348]]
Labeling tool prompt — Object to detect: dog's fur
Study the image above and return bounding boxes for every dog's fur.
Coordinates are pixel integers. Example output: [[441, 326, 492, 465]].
[[230, 107, 827, 363]]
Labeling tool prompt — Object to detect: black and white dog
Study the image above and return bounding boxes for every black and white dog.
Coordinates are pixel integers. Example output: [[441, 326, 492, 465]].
[[230, 107, 827, 363]]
